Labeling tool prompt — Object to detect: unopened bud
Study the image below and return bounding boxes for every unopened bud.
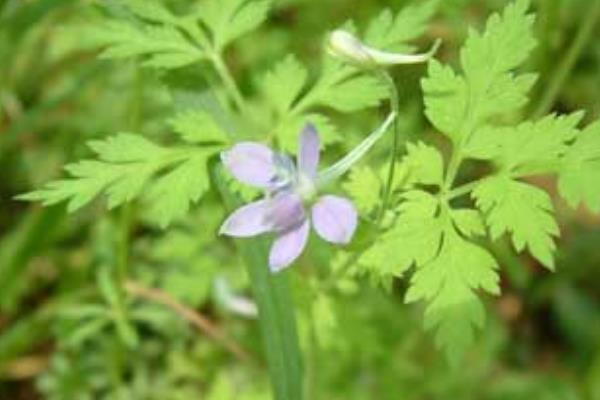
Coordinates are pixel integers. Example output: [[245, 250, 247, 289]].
[[327, 29, 441, 68]]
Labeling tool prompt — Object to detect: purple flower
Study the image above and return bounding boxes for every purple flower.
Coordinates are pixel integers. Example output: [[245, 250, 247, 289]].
[[219, 124, 358, 272]]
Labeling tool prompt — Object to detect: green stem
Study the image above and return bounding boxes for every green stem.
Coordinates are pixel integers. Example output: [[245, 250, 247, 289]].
[[213, 165, 303, 400], [116, 205, 131, 287], [532, 0, 600, 118], [446, 177, 481, 200], [210, 53, 246, 113], [377, 70, 400, 226]]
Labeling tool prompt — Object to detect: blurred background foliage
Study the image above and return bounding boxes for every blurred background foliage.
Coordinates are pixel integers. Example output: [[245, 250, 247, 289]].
[[1, 0, 599, 399]]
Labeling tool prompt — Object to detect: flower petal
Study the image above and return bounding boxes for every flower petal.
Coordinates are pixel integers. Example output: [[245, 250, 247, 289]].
[[221, 142, 277, 188], [267, 192, 306, 232], [311, 195, 357, 244], [219, 200, 271, 237], [269, 220, 310, 272], [297, 123, 320, 178]]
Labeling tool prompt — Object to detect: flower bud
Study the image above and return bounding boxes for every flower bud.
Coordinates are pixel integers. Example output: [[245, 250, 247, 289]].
[[327, 29, 441, 68]]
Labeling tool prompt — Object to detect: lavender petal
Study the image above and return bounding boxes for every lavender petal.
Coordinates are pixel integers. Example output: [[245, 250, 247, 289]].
[[221, 142, 278, 188], [266, 192, 306, 232], [269, 220, 310, 272], [311, 195, 357, 244], [297, 123, 320, 178], [219, 199, 271, 237]]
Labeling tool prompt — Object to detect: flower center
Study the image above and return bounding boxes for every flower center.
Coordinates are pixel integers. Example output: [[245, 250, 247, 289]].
[[295, 173, 317, 202]]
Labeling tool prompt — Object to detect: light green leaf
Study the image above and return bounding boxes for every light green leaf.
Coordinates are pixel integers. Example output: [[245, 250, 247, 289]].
[[145, 153, 211, 228], [401, 141, 444, 186], [405, 229, 500, 365], [89, 21, 204, 68], [20, 135, 215, 227], [451, 208, 486, 238], [343, 166, 382, 214], [359, 191, 444, 278], [124, 0, 177, 24], [466, 112, 583, 175], [364, 0, 439, 52], [473, 175, 559, 269], [314, 74, 387, 113], [88, 133, 168, 163], [422, 0, 536, 143], [169, 111, 230, 144], [262, 55, 308, 116], [200, 0, 271, 50], [558, 121, 600, 212]]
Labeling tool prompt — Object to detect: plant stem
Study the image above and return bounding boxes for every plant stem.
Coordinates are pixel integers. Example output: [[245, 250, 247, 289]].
[[446, 179, 482, 201], [211, 53, 246, 113], [116, 205, 131, 287], [213, 165, 303, 400], [124, 281, 253, 362], [377, 70, 400, 227], [532, 0, 600, 118]]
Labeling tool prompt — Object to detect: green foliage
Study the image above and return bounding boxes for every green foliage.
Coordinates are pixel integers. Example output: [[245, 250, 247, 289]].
[[357, 0, 600, 362], [19, 133, 220, 227], [465, 112, 583, 175], [260, 54, 385, 151], [364, 0, 439, 52], [401, 142, 445, 187], [199, 0, 272, 51], [88, 0, 271, 69], [406, 228, 500, 366], [5, 0, 600, 397], [558, 121, 600, 212], [343, 166, 382, 215], [359, 191, 445, 278], [422, 0, 537, 143], [90, 20, 205, 68], [473, 176, 559, 269]]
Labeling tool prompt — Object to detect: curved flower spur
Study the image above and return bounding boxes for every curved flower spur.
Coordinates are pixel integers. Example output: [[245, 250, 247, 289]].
[[219, 116, 395, 272]]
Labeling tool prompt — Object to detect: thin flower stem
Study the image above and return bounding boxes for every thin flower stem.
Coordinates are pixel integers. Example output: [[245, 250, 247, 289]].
[[317, 112, 396, 185], [377, 70, 400, 227], [211, 53, 247, 113], [533, 0, 600, 118]]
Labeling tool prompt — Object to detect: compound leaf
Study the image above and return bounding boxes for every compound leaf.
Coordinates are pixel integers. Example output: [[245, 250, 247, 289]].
[[473, 175, 559, 269]]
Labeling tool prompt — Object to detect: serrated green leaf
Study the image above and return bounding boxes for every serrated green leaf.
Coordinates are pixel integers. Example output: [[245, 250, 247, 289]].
[[262, 55, 308, 116], [405, 229, 500, 365], [359, 191, 444, 278], [451, 208, 486, 238], [343, 166, 382, 214], [200, 0, 271, 50], [402, 141, 444, 186], [89, 133, 168, 162], [364, 0, 439, 53], [169, 110, 229, 144], [466, 112, 583, 175], [558, 121, 600, 212], [314, 74, 387, 113], [422, 0, 536, 143], [473, 175, 559, 269], [145, 153, 211, 227], [89, 20, 204, 68], [124, 0, 176, 24], [20, 134, 215, 227]]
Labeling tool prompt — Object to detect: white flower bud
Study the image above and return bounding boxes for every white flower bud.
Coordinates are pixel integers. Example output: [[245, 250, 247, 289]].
[[327, 29, 441, 68]]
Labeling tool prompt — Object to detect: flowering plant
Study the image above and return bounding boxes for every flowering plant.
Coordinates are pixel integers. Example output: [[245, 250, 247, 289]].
[[16, 0, 600, 398]]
